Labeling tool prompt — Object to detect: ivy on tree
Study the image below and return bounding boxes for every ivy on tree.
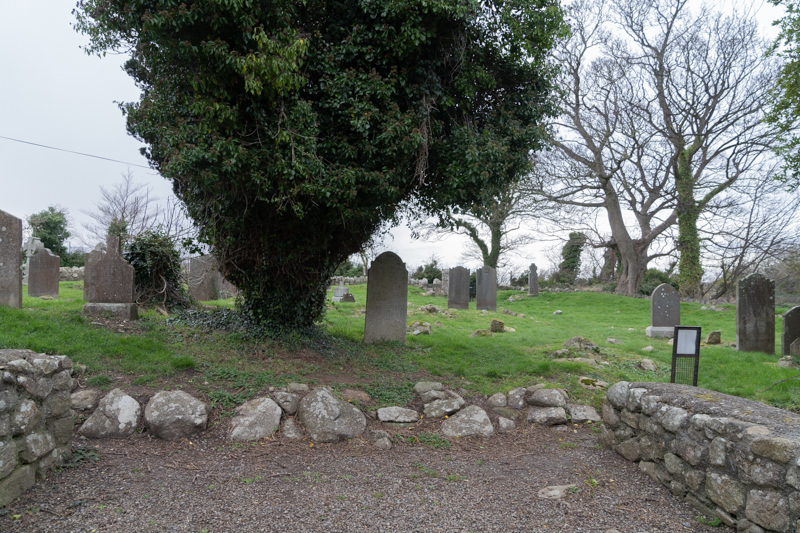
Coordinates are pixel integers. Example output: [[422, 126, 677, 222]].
[[75, 0, 566, 329]]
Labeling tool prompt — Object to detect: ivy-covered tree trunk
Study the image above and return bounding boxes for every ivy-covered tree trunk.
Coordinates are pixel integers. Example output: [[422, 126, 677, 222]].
[[675, 153, 703, 298]]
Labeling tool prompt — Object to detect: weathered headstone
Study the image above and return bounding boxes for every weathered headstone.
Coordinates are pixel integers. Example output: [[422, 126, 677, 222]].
[[364, 251, 407, 343], [781, 306, 800, 356], [27, 247, 60, 298], [441, 269, 449, 297], [187, 256, 235, 301], [736, 273, 775, 354], [332, 285, 355, 303], [0, 209, 23, 308], [476, 265, 497, 311], [528, 263, 539, 296], [83, 242, 105, 302], [791, 338, 800, 357], [83, 236, 138, 320], [646, 283, 681, 338], [447, 266, 470, 310], [21, 236, 43, 284]]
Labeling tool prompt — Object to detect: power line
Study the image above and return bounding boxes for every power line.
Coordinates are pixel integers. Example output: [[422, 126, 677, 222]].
[[0, 134, 151, 169]]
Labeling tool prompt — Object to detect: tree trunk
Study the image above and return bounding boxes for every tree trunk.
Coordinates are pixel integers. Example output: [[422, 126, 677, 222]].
[[675, 151, 703, 298]]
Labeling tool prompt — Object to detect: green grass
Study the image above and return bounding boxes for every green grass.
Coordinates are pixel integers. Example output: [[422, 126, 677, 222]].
[[1, 282, 799, 413]]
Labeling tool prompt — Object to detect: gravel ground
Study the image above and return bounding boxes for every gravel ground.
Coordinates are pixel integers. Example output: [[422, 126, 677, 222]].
[[2, 421, 725, 533]]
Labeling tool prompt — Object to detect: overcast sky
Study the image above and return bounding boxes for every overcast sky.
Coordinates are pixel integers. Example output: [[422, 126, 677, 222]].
[[0, 1, 786, 275]]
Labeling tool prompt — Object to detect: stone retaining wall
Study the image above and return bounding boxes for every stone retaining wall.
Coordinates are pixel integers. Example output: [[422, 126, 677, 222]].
[[601, 381, 800, 533], [0, 350, 74, 506], [59, 266, 84, 281]]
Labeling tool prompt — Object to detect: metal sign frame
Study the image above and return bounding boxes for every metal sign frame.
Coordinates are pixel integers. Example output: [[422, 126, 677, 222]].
[[670, 326, 701, 386]]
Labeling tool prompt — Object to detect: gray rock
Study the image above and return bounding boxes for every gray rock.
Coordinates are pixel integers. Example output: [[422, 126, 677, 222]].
[[705, 330, 721, 344], [566, 404, 601, 423], [12, 399, 41, 436], [527, 407, 568, 426], [564, 336, 595, 350], [526, 388, 568, 408], [297, 388, 366, 442], [441, 405, 494, 437], [19, 431, 55, 463], [497, 417, 516, 432], [272, 391, 300, 415], [287, 383, 309, 394], [487, 392, 507, 408], [377, 406, 419, 423], [373, 437, 393, 450], [423, 395, 465, 418], [144, 390, 207, 441], [639, 358, 658, 372], [606, 381, 630, 409], [706, 472, 745, 514], [537, 485, 575, 499], [414, 381, 444, 395], [745, 490, 789, 532], [419, 389, 447, 403], [230, 397, 282, 441], [79, 388, 141, 439], [71, 389, 101, 411], [281, 417, 303, 440], [507, 387, 526, 409]]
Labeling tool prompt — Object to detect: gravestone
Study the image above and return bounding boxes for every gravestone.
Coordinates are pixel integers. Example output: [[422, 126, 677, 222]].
[[781, 306, 800, 356], [83, 236, 138, 320], [476, 265, 497, 311], [447, 266, 470, 310], [187, 256, 236, 301], [332, 285, 355, 303], [528, 263, 539, 297], [0, 209, 23, 308], [364, 251, 407, 343], [736, 273, 775, 354], [83, 242, 106, 302], [22, 236, 43, 284], [441, 269, 449, 297], [646, 283, 681, 338], [27, 247, 60, 298], [791, 339, 800, 357]]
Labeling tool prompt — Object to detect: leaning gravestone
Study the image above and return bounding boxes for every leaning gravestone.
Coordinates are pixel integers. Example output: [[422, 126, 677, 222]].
[[476, 265, 497, 311], [781, 306, 800, 356], [83, 242, 105, 302], [364, 251, 407, 343], [0, 209, 22, 308], [83, 236, 138, 320], [447, 266, 470, 310], [736, 273, 775, 354], [528, 263, 539, 296], [646, 283, 680, 338], [28, 246, 60, 298]]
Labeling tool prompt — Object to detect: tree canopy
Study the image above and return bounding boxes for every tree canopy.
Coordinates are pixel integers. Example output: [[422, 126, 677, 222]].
[[27, 206, 71, 258], [75, 0, 566, 328], [768, 0, 800, 184]]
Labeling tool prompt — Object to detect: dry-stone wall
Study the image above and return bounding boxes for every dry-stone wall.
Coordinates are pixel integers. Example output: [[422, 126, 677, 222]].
[[601, 381, 800, 533], [0, 350, 74, 507]]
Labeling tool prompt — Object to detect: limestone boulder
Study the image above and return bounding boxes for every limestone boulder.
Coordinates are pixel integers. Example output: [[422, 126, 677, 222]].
[[526, 388, 568, 408], [145, 390, 207, 441], [297, 388, 366, 442], [527, 406, 568, 426], [272, 391, 300, 415], [377, 406, 419, 423], [79, 388, 141, 439], [441, 405, 494, 438], [230, 397, 282, 441]]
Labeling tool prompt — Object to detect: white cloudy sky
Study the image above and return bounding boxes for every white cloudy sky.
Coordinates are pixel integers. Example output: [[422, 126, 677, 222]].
[[0, 1, 785, 275]]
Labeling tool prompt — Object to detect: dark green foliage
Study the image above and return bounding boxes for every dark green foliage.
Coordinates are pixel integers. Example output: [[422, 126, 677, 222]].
[[106, 217, 128, 240], [556, 232, 586, 285], [74, 0, 566, 329], [412, 258, 443, 284], [27, 206, 70, 258], [638, 269, 678, 296], [124, 230, 191, 309]]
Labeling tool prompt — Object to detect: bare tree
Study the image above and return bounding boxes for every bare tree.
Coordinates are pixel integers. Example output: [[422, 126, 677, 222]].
[[530, 0, 781, 296]]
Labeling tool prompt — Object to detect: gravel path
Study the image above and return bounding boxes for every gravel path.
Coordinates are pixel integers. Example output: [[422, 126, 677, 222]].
[[2, 423, 724, 533]]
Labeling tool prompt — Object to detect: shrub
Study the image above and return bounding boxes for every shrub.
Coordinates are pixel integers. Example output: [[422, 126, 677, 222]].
[[124, 230, 192, 309], [638, 268, 678, 296]]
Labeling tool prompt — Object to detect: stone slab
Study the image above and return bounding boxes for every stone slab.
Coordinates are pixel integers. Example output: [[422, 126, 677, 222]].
[[27, 248, 60, 298], [0, 210, 23, 308], [476, 265, 497, 311], [447, 266, 470, 310], [736, 273, 775, 354], [83, 303, 139, 320], [364, 252, 407, 343], [646, 326, 675, 338]]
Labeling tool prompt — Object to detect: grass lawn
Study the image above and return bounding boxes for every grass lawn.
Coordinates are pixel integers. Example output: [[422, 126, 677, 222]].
[[1, 281, 799, 413]]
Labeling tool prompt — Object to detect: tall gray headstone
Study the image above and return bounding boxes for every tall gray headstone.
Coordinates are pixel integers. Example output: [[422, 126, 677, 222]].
[[447, 266, 470, 310], [736, 273, 775, 354], [441, 269, 449, 297], [83, 236, 138, 320], [0, 209, 23, 308], [364, 251, 408, 344], [646, 283, 680, 338], [781, 306, 800, 356], [83, 242, 106, 302], [528, 263, 539, 297], [27, 247, 60, 298], [476, 265, 497, 311]]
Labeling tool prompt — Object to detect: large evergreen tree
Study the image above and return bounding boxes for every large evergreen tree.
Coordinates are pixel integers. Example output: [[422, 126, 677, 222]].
[[75, 0, 565, 328]]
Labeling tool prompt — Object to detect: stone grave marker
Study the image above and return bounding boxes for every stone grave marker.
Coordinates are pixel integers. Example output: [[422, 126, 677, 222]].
[[83, 236, 138, 320], [22, 236, 43, 284], [27, 246, 60, 298], [187, 256, 236, 301], [364, 251, 407, 343], [332, 285, 355, 303], [736, 273, 775, 354], [441, 269, 449, 297], [476, 265, 497, 311], [791, 339, 800, 357], [646, 283, 680, 338], [0, 209, 22, 308], [528, 263, 539, 297], [447, 266, 470, 310], [83, 242, 105, 302], [781, 306, 800, 356]]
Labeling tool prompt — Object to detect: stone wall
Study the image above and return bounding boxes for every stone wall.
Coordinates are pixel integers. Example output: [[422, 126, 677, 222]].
[[59, 266, 84, 282], [601, 381, 800, 533], [0, 350, 74, 507]]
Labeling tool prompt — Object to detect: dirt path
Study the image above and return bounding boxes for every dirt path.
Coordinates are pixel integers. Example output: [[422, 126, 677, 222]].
[[2, 422, 723, 533]]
